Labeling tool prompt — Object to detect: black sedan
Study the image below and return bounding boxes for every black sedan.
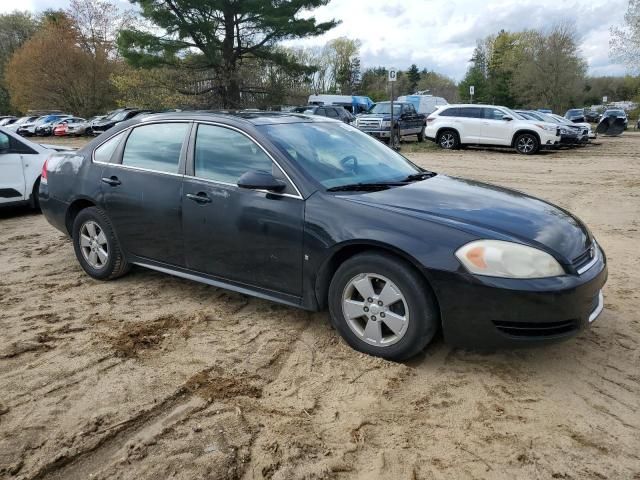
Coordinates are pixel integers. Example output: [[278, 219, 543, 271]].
[[39, 112, 607, 360]]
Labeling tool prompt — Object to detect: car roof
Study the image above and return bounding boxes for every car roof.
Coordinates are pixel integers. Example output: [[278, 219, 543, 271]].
[[129, 111, 336, 126]]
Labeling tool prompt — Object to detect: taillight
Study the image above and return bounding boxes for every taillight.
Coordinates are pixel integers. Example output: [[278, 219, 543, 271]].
[[426, 116, 436, 123], [41, 157, 49, 182]]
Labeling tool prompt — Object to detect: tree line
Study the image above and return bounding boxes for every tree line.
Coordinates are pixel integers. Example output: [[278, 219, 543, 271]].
[[0, 0, 639, 117]]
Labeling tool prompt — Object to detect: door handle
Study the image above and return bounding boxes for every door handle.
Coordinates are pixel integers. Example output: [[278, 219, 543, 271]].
[[101, 176, 121, 186], [186, 192, 212, 204]]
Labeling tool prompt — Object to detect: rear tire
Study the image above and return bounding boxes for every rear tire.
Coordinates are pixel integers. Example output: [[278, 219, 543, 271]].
[[328, 252, 439, 361], [514, 133, 539, 155], [437, 129, 459, 150], [72, 207, 130, 280]]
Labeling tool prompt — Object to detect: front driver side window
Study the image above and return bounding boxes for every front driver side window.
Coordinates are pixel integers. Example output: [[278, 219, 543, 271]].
[[194, 124, 274, 184]]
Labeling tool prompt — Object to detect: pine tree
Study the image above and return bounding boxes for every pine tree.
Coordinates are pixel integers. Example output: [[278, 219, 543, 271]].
[[118, 0, 338, 107]]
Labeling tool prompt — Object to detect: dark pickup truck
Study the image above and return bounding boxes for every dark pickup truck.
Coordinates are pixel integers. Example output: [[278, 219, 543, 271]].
[[354, 101, 426, 145]]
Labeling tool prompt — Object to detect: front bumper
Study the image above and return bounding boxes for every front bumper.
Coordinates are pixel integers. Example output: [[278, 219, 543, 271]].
[[430, 252, 608, 349], [358, 129, 391, 139]]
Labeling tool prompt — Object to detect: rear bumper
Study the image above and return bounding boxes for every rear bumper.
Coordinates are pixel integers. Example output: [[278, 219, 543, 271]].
[[430, 253, 608, 350], [38, 183, 69, 236]]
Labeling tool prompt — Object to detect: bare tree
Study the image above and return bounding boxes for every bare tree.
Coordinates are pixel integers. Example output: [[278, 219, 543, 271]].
[[610, 0, 640, 73]]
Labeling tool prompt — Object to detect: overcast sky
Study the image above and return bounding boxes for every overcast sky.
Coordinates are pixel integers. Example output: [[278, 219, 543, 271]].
[[1, 0, 629, 80]]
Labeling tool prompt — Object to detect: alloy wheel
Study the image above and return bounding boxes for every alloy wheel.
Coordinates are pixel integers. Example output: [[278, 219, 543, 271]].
[[517, 136, 535, 153], [440, 133, 455, 148], [342, 273, 409, 347], [79, 220, 109, 269]]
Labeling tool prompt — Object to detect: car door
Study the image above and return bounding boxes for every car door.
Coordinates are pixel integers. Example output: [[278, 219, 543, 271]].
[[403, 104, 420, 133], [456, 107, 483, 143], [100, 122, 191, 265], [480, 107, 512, 145], [0, 131, 27, 204], [182, 123, 304, 297]]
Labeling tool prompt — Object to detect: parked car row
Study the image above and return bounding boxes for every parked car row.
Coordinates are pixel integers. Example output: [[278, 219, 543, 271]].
[[0, 108, 155, 138], [565, 107, 629, 129], [423, 104, 598, 155]]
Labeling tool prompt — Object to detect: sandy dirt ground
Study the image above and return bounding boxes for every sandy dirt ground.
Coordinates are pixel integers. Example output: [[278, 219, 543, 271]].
[[1, 133, 639, 480]]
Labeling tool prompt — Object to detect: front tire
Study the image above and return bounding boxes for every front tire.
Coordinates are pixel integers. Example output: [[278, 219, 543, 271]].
[[328, 252, 439, 361], [514, 133, 539, 155], [72, 207, 130, 280], [437, 129, 459, 150], [417, 125, 425, 142]]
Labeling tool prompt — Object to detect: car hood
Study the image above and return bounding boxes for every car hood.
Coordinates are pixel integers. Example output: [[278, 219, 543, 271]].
[[339, 175, 591, 262]]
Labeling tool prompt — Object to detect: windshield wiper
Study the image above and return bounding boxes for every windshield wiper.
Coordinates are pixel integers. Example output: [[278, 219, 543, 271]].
[[326, 182, 406, 192], [402, 171, 437, 182]]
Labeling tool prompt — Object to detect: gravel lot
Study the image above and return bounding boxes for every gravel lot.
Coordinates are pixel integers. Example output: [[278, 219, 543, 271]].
[[1, 133, 639, 479]]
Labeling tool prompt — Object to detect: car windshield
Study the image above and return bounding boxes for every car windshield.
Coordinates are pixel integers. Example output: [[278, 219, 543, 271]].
[[606, 110, 625, 116], [258, 122, 421, 189], [111, 111, 130, 121], [568, 109, 583, 115], [501, 107, 526, 120], [368, 103, 401, 114]]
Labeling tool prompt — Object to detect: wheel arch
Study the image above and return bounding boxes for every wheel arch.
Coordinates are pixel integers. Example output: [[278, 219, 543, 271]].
[[65, 197, 97, 235], [435, 127, 460, 140], [313, 241, 441, 316], [511, 129, 541, 147]]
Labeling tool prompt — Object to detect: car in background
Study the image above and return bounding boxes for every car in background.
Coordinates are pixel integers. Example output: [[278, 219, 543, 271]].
[[602, 109, 628, 130], [537, 109, 552, 114], [35, 115, 73, 136], [425, 104, 560, 154], [53, 117, 88, 136], [355, 101, 426, 145], [0, 126, 73, 209], [5, 115, 39, 132], [39, 112, 606, 360], [0, 116, 17, 126], [548, 113, 594, 140], [565, 109, 586, 123], [516, 110, 581, 146], [90, 109, 152, 135], [585, 110, 602, 123], [303, 105, 353, 124]]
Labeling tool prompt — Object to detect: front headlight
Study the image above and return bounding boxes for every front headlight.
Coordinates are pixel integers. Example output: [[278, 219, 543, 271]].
[[560, 128, 568, 134], [455, 240, 565, 279], [381, 121, 391, 128]]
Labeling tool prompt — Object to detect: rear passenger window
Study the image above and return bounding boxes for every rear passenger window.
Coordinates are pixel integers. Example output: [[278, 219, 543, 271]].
[[439, 108, 459, 117], [122, 123, 189, 173], [194, 124, 273, 184], [325, 108, 339, 118], [94, 131, 125, 163], [460, 107, 482, 118]]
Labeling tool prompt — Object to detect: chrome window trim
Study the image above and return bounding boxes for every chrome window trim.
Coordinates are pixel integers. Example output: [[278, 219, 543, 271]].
[[91, 119, 304, 200], [194, 121, 303, 200], [183, 175, 301, 200], [577, 242, 600, 275], [91, 120, 193, 166]]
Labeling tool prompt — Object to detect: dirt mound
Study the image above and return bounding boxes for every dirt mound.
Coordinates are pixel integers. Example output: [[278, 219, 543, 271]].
[[108, 314, 188, 358], [184, 370, 263, 401]]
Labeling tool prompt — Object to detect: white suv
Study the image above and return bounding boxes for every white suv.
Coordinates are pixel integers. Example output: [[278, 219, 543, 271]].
[[425, 104, 560, 154]]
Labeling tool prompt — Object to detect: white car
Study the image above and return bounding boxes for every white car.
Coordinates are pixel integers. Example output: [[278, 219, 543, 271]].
[[0, 126, 73, 209], [548, 113, 595, 139], [425, 104, 560, 154]]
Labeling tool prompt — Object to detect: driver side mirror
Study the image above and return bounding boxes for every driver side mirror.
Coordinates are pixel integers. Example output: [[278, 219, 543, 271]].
[[237, 170, 286, 192], [502, 115, 513, 121]]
